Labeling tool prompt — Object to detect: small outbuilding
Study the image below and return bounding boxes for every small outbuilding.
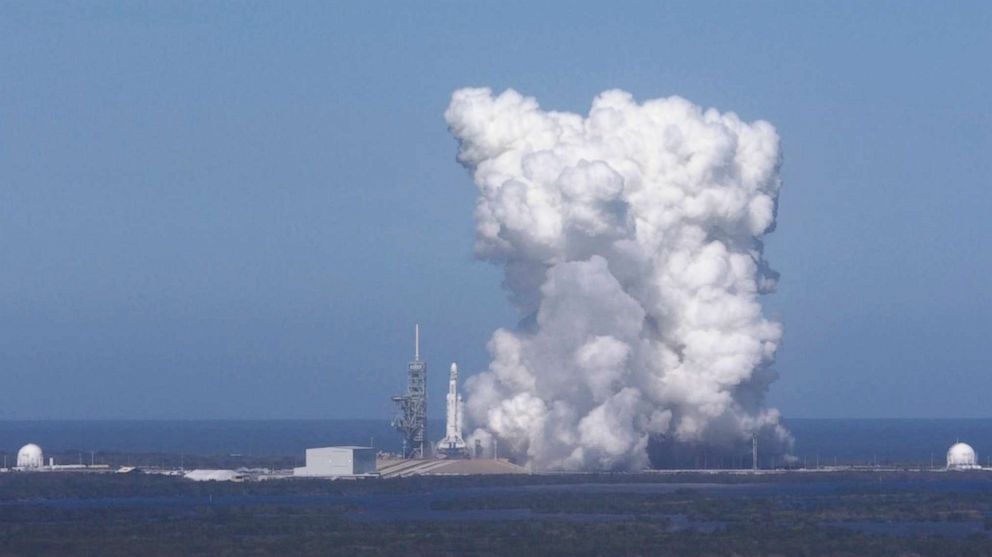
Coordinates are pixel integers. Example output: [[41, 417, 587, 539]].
[[294, 446, 377, 478], [184, 469, 247, 482], [947, 442, 980, 470]]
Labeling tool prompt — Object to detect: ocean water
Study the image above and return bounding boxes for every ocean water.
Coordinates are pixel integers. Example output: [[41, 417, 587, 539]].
[[0, 419, 421, 457], [786, 418, 992, 467], [2, 418, 991, 466]]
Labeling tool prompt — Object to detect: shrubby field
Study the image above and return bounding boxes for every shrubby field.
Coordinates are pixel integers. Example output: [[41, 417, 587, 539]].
[[2, 471, 992, 556]]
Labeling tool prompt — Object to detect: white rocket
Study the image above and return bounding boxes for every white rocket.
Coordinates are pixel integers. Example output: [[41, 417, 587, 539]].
[[436, 362, 467, 457]]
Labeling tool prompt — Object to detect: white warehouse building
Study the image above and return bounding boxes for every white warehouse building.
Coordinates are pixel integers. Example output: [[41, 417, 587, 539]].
[[294, 446, 377, 478]]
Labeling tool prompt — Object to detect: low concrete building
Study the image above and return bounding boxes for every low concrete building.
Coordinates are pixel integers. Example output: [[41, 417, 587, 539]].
[[184, 469, 247, 482], [294, 446, 377, 478]]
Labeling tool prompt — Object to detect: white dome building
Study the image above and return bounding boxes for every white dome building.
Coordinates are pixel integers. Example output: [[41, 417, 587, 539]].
[[16, 443, 44, 469], [946, 442, 979, 470]]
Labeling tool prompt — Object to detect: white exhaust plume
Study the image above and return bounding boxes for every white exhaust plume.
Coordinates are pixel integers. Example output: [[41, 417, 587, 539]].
[[446, 88, 791, 471]]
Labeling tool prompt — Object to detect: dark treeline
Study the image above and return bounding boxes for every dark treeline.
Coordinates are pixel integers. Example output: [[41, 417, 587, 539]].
[[3, 472, 992, 555]]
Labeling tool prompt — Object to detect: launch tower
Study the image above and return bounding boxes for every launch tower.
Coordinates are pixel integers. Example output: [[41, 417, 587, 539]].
[[391, 324, 428, 459]]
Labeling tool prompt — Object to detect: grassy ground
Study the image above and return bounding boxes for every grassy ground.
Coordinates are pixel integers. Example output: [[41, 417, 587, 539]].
[[2, 470, 992, 556]]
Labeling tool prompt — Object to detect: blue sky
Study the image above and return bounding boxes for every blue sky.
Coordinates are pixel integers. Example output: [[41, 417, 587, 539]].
[[1, 1, 989, 419]]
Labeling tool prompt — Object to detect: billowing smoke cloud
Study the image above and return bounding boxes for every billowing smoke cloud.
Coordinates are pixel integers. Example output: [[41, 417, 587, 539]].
[[446, 88, 791, 471]]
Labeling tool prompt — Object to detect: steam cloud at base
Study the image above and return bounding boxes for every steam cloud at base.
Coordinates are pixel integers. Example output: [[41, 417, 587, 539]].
[[445, 88, 792, 470]]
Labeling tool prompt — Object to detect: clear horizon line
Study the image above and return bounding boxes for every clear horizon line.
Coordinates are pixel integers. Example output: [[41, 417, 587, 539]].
[[4, 416, 992, 422]]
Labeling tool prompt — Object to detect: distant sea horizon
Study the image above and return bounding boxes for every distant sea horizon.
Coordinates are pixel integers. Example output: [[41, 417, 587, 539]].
[[3, 418, 992, 467]]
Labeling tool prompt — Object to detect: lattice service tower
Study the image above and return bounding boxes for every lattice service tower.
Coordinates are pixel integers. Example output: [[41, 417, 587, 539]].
[[391, 324, 428, 459]]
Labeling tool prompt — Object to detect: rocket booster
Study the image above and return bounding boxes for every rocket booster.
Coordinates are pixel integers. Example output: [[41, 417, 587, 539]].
[[446, 362, 459, 440], [437, 361, 467, 457]]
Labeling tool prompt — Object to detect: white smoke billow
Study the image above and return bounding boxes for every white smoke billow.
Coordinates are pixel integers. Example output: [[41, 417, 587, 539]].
[[445, 88, 791, 471]]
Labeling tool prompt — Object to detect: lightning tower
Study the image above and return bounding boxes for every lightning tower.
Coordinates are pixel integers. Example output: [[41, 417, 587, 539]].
[[391, 324, 428, 458], [752, 434, 758, 471]]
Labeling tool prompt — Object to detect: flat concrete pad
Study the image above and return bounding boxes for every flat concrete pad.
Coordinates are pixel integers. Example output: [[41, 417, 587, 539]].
[[377, 457, 527, 476]]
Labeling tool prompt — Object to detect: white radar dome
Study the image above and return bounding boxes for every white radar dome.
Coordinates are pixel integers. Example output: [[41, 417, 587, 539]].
[[17, 443, 44, 469], [946, 442, 978, 470]]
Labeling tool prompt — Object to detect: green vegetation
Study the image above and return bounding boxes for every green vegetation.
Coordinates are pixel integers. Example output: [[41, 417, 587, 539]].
[[434, 488, 992, 522], [1, 503, 990, 557], [2, 471, 992, 556]]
